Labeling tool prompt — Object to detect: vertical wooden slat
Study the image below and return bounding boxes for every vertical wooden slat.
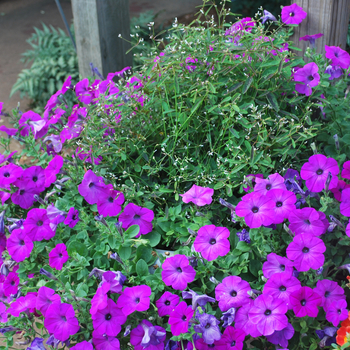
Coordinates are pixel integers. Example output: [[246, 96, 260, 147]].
[[291, 0, 350, 55], [71, 0, 132, 79]]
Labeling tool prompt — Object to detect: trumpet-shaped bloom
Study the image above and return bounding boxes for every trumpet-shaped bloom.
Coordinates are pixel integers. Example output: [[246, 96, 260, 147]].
[[169, 301, 194, 336], [326, 299, 349, 327], [341, 160, 350, 179], [180, 184, 214, 206], [44, 155, 63, 187], [156, 291, 180, 317], [300, 154, 339, 192], [6, 228, 33, 262], [20, 166, 46, 192], [300, 33, 323, 46], [331, 180, 350, 201], [71, 341, 94, 350], [266, 189, 297, 224], [194, 225, 230, 261], [97, 190, 125, 217], [261, 10, 277, 24], [118, 203, 154, 237], [288, 207, 326, 236], [215, 276, 251, 311], [11, 183, 39, 209], [281, 3, 307, 25], [254, 173, 286, 195], [117, 285, 151, 316], [90, 283, 110, 315], [101, 271, 126, 294], [78, 170, 110, 205], [0, 164, 23, 187], [8, 293, 36, 316], [194, 313, 221, 344], [290, 286, 321, 317], [36, 286, 61, 316], [161, 255, 196, 290], [130, 320, 166, 350], [49, 243, 69, 270], [266, 323, 294, 348], [3, 272, 19, 296], [286, 232, 326, 271], [64, 207, 80, 228], [294, 62, 320, 96], [216, 326, 245, 350], [92, 331, 120, 350], [262, 253, 294, 278], [325, 65, 343, 80], [24, 208, 55, 241], [314, 279, 346, 312], [325, 46, 350, 70]]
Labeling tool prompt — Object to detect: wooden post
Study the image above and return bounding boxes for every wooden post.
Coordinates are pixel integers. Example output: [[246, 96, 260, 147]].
[[71, 0, 132, 78], [291, 0, 350, 55]]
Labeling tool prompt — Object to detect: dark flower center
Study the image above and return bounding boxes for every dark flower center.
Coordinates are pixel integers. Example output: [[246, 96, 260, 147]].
[[134, 214, 141, 219], [61, 316, 67, 322], [338, 309, 342, 314], [230, 290, 237, 297], [11, 281, 15, 286], [334, 52, 339, 58], [276, 201, 283, 208], [266, 184, 271, 190], [209, 238, 216, 245], [89, 182, 94, 188], [182, 315, 187, 321], [302, 247, 309, 253], [105, 313, 112, 320], [208, 345, 215, 348], [280, 264, 285, 271], [252, 206, 259, 214], [324, 291, 330, 298], [231, 341, 236, 347], [59, 253, 63, 258], [19, 240, 25, 246], [316, 169, 323, 175], [72, 215, 76, 220], [108, 197, 114, 203], [289, 12, 294, 17], [176, 267, 182, 273], [32, 176, 38, 182], [304, 219, 310, 225], [165, 300, 171, 306], [3, 172, 10, 178], [37, 220, 43, 227], [300, 299, 306, 306], [264, 309, 272, 316], [205, 323, 211, 329], [279, 285, 286, 292], [307, 75, 314, 82], [20, 189, 25, 195], [135, 298, 140, 304]]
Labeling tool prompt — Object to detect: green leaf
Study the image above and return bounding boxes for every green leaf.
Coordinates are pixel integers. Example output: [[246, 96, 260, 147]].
[[119, 246, 131, 260], [136, 259, 149, 276], [236, 241, 251, 252], [67, 241, 88, 257], [266, 92, 279, 112], [125, 225, 140, 238], [242, 76, 253, 94], [145, 231, 161, 247]]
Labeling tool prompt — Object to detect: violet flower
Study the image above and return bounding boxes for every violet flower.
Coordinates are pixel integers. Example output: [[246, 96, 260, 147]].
[[314, 279, 345, 312], [299, 33, 323, 48], [156, 291, 180, 317], [130, 320, 166, 349], [180, 184, 214, 206], [194, 313, 221, 344], [281, 3, 307, 25], [78, 170, 110, 205], [266, 323, 294, 348], [254, 173, 286, 195], [325, 45, 350, 69], [261, 10, 277, 24], [221, 307, 237, 328], [262, 253, 294, 279], [290, 286, 321, 317], [294, 62, 320, 96], [169, 301, 194, 336], [236, 228, 250, 243], [6, 228, 33, 262], [26, 337, 46, 350], [117, 285, 151, 315], [266, 189, 297, 224], [182, 289, 215, 310]]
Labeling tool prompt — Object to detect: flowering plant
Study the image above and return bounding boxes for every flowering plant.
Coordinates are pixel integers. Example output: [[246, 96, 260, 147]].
[[0, 1, 349, 350]]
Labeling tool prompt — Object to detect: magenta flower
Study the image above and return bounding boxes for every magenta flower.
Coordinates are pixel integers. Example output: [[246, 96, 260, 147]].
[[266, 323, 294, 348], [294, 62, 320, 96], [130, 319, 166, 350], [235, 192, 275, 228], [243, 173, 263, 192], [11, 183, 39, 209], [6, 228, 33, 262], [301, 154, 339, 192], [19, 166, 46, 192], [78, 170, 110, 205], [331, 180, 350, 201], [117, 285, 151, 316], [101, 271, 126, 294], [290, 286, 321, 317], [281, 3, 307, 25], [75, 78, 93, 104], [156, 291, 180, 317], [118, 203, 154, 237], [340, 188, 350, 216], [248, 294, 288, 336], [24, 208, 55, 241], [299, 33, 323, 45], [180, 184, 214, 206], [325, 65, 343, 80], [18, 110, 41, 136], [71, 341, 94, 350], [44, 303, 80, 341], [64, 207, 80, 228], [286, 232, 326, 271], [4, 272, 19, 296], [216, 326, 245, 350], [254, 173, 286, 195], [0, 302, 7, 323], [341, 160, 350, 179], [90, 283, 110, 315], [325, 45, 350, 69], [0, 191, 10, 206], [0, 164, 23, 187], [263, 272, 301, 308], [262, 253, 294, 278], [92, 298, 126, 336], [92, 331, 120, 350], [161, 255, 196, 290], [49, 243, 69, 270], [169, 301, 194, 336], [8, 293, 36, 316], [36, 286, 61, 316], [0, 125, 18, 136], [44, 155, 63, 187], [288, 207, 326, 236], [266, 189, 297, 224], [314, 279, 345, 312], [325, 299, 348, 327], [194, 225, 230, 261], [194, 313, 221, 345], [215, 276, 251, 311], [97, 190, 125, 217]]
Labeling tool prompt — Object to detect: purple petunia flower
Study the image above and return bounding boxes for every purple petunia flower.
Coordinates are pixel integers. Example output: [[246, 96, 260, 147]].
[[215, 326, 245, 350], [11, 183, 39, 209], [161, 255, 196, 290], [18, 166, 46, 192], [169, 301, 194, 336], [182, 290, 215, 310], [36, 286, 61, 316], [8, 293, 36, 316], [341, 160, 350, 179], [97, 190, 125, 217], [235, 192, 275, 228], [24, 208, 55, 241], [325, 45, 350, 70], [301, 154, 339, 193], [49, 243, 69, 270], [3, 272, 19, 296], [75, 78, 93, 104], [130, 319, 166, 350], [266, 323, 294, 348], [44, 155, 63, 187], [64, 207, 79, 228], [236, 228, 250, 243], [331, 179, 350, 201], [6, 228, 33, 262], [215, 276, 251, 312], [325, 65, 343, 80], [194, 225, 230, 261], [313, 279, 346, 312], [180, 184, 214, 206], [262, 253, 294, 279], [281, 3, 307, 25], [156, 291, 180, 317], [92, 298, 126, 336], [263, 272, 301, 308], [18, 110, 41, 136], [26, 337, 46, 350], [78, 170, 110, 205], [290, 286, 321, 317], [0, 302, 7, 323], [118, 203, 154, 237], [90, 283, 110, 315], [286, 232, 326, 271], [44, 303, 80, 341], [47, 204, 66, 231], [117, 285, 151, 316], [71, 341, 94, 350], [288, 207, 326, 236], [254, 173, 286, 195], [284, 169, 302, 191], [294, 62, 320, 96], [101, 271, 126, 294], [261, 10, 277, 24], [266, 189, 297, 224], [0, 164, 23, 187], [194, 313, 221, 344], [243, 173, 263, 192], [325, 299, 348, 327], [92, 331, 120, 350], [299, 33, 323, 46], [43, 134, 63, 154], [221, 307, 237, 328]]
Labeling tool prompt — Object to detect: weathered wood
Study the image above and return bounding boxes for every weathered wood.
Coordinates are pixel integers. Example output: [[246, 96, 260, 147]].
[[71, 0, 132, 78], [291, 0, 350, 55]]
